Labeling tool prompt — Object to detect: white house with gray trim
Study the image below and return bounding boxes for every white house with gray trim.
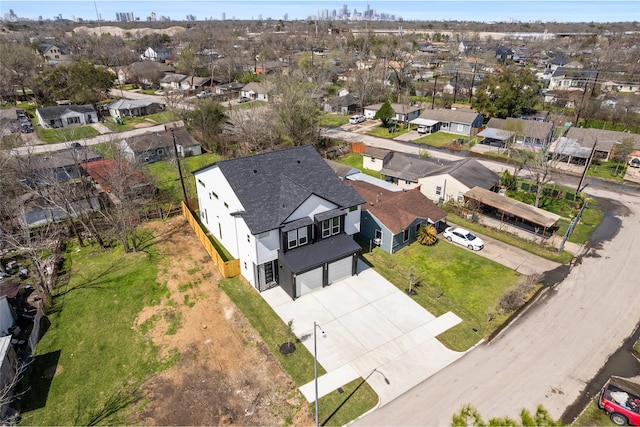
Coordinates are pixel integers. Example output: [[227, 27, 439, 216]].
[[193, 145, 364, 300], [35, 105, 98, 129]]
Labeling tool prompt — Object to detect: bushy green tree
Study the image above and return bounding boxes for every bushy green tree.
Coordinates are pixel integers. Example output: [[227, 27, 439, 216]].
[[187, 100, 229, 153], [35, 61, 114, 105], [374, 99, 394, 127], [472, 66, 539, 119]]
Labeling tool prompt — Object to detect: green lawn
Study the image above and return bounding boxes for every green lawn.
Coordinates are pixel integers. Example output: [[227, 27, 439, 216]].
[[219, 277, 378, 426], [20, 239, 173, 425], [319, 114, 350, 127], [362, 241, 522, 351], [36, 126, 101, 143], [587, 161, 627, 182], [144, 153, 223, 203], [367, 125, 410, 139], [573, 398, 615, 426], [334, 153, 381, 178], [414, 131, 467, 148], [101, 111, 176, 132], [556, 200, 604, 245]]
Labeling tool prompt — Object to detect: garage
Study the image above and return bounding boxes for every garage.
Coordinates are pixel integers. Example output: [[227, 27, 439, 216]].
[[328, 256, 353, 284], [296, 267, 324, 297]]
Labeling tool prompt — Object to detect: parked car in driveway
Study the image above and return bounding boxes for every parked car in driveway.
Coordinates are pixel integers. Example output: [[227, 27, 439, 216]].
[[629, 157, 640, 168], [196, 91, 211, 99], [238, 96, 251, 103], [443, 226, 484, 250], [349, 114, 366, 124]]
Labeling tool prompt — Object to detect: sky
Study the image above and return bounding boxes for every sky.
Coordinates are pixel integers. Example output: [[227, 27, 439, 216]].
[[1, 0, 639, 23]]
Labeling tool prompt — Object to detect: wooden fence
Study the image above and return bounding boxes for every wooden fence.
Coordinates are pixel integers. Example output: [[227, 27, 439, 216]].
[[181, 201, 240, 279], [351, 142, 367, 153]]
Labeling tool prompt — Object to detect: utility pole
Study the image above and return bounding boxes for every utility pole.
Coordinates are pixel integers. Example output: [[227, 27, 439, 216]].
[[468, 63, 477, 104], [452, 69, 459, 104], [171, 127, 189, 206], [577, 137, 598, 195], [431, 74, 438, 109]]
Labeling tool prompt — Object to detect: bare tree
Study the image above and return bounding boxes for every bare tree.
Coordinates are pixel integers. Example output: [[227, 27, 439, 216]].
[[271, 77, 321, 146], [0, 42, 43, 102], [224, 106, 278, 154], [511, 146, 561, 208]]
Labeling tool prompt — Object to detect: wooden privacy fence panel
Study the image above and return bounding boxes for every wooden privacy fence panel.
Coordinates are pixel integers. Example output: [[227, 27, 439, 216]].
[[351, 142, 367, 153], [181, 201, 241, 278]]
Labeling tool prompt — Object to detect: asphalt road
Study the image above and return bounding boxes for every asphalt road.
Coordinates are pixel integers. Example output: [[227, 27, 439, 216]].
[[357, 184, 640, 425]]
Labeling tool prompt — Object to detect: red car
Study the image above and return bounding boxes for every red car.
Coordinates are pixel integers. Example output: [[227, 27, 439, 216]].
[[599, 376, 640, 426]]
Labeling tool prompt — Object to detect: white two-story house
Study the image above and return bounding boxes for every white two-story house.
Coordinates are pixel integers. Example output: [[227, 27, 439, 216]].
[[193, 145, 365, 300]]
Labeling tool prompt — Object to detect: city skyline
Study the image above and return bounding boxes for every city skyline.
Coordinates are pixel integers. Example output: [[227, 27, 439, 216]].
[[2, 0, 639, 23]]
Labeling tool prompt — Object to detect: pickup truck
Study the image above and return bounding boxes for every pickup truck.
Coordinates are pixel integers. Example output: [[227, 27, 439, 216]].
[[599, 376, 640, 426]]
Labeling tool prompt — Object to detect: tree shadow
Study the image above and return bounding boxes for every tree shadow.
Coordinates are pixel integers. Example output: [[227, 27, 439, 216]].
[[53, 261, 121, 298], [18, 350, 61, 412], [74, 381, 142, 426]]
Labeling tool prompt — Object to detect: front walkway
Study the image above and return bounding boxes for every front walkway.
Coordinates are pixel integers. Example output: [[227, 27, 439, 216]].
[[260, 260, 467, 408]]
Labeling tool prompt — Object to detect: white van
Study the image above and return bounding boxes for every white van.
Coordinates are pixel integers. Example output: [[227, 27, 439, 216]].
[[417, 125, 428, 134], [349, 115, 366, 124]]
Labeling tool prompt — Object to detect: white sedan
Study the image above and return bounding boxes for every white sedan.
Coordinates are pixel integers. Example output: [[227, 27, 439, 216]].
[[443, 227, 484, 251]]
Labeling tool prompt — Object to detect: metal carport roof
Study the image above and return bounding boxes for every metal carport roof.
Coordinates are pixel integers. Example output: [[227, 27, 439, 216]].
[[464, 186, 561, 228], [409, 118, 439, 126]]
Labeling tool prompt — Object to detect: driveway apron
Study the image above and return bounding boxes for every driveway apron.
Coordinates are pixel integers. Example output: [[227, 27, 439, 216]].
[[260, 260, 467, 407]]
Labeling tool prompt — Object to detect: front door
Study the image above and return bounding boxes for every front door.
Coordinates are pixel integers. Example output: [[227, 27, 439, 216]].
[[257, 260, 278, 292]]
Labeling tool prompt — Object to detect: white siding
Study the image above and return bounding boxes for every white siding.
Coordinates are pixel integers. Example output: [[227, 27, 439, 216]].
[[285, 195, 338, 222], [363, 156, 383, 172], [256, 229, 279, 265], [195, 166, 257, 285], [417, 175, 469, 202], [344, 208, 361, 236]]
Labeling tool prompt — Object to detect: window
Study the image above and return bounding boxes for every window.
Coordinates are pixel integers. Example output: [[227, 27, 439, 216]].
[[416, 223, 422, 234], [457, 123, 464, 132], [403, 229, 410, 242], [211, 191, 218, 199], [287, 227, 308, 249], [349, 206, 357, 212], [370, 157, 376, 162], [458, 191, 464, 202], [224, 202, 229, 209], [198, 179, 206, 188], [322, 217, 341, 238], [66, 116, 80, 125], [436, 186, 442, 195], [247, 234, 250, 243], [405, 180, 411, 185]]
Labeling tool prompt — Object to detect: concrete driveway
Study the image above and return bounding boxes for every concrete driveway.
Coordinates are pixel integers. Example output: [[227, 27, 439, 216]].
[[260, 260, 467, 408]]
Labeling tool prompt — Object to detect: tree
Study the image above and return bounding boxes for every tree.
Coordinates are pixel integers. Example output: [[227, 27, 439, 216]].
[[224, 107, 278, 155], [451, 403, 559, 427], [416, 224, 438, 246], [510, 146, 559, 208], [35, 61, 114, 105], [0, 42, 43, 102], [128, 61, 165, 88], [272, 78, 321, 146], [472, 66, 539, 119], [187, 100, 229, 153], [374, 99, 394, 127], [610, 138, 635, 175]]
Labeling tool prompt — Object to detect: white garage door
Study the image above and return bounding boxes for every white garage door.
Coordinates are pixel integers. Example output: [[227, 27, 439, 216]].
[[328, 256, 353, 284], [296, 267, 324, 297]]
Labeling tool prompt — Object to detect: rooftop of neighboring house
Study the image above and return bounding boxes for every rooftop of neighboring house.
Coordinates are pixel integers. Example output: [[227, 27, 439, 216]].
[[346, 179, 446, 234]]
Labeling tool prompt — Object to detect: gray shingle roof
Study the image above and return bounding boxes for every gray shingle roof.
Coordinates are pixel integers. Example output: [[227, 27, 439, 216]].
[[380, 152, 436, 182], [124, 128, 199, 153], [198, 145, 365, 234], [424, 158, 499, 190], [419, 108, 482, 125], [36, 105, 96, 120]]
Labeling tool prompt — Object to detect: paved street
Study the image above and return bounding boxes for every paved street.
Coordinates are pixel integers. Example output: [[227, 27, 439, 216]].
[[357, 184, 640, 425]]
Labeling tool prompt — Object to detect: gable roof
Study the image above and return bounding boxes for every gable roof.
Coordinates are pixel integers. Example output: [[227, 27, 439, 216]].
[[107, 98, 161, 110], [364, 103, 421, 115], [324, 159, 359, 179], [424, 158, 499, 190], [346, 180, 446, 234], [81, 159, 149, 193], [242, 82, 268, 93], [30, 146, 102, 170], [36, 105, 96, 120], [123, 128, 199, 153], [325, 93, 359, 108], [485, 117, 553, 140], [363, 147, 391, 159], [419, 108, 482, 125], [195, 145, 365, 234], [380, 152, 436, 182], [565, 127, 640, 152]]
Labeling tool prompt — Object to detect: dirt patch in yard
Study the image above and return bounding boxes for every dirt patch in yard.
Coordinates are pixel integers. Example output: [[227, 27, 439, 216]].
[[129, 217, 312, 426]]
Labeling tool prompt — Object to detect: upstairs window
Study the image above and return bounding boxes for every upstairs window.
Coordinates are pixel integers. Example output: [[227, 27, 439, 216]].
[[322, 217, 341, 238], [287, 227, 308, 249]]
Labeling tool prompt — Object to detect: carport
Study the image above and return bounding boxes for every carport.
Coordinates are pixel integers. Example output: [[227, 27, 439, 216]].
[[409, 118, 440, 134], [464, 186, 561, 237], [477, 127, 514, 148]]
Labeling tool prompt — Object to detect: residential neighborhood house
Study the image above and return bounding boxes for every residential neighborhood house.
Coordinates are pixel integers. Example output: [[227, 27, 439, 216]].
[[193, 145, 365, 300], [105, 98, 164, 120], [35, 105, 98, 129], [118, 128, 202, 163]]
